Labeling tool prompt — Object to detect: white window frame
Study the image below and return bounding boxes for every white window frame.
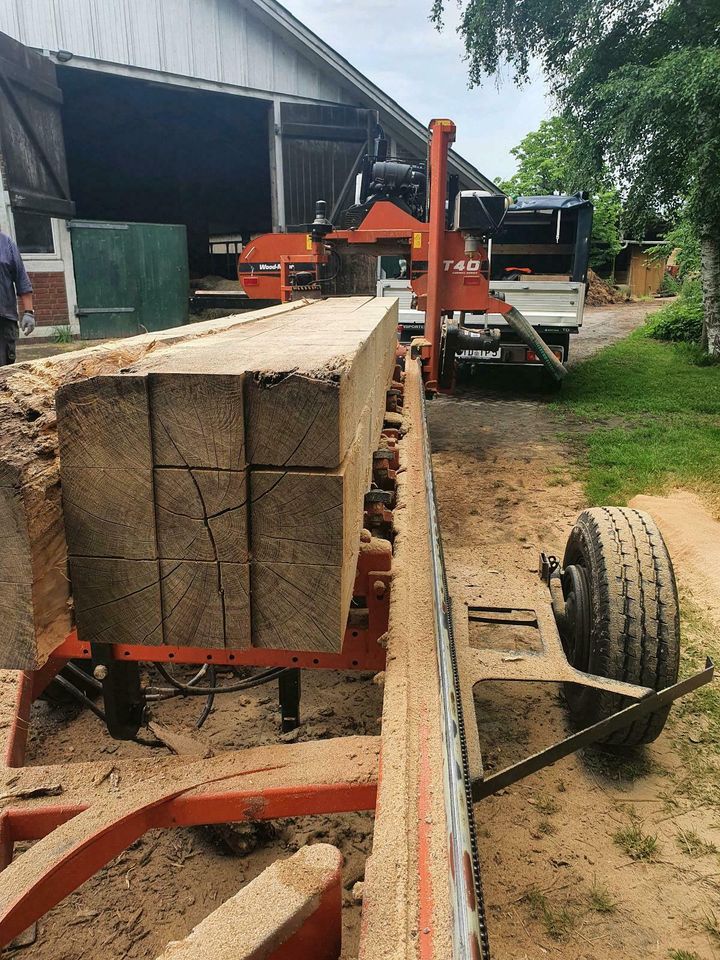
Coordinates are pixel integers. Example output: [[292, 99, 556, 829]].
[[16, 215, 62, 263]]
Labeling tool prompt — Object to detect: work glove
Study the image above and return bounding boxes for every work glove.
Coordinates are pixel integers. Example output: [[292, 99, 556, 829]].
[[20, 311, 35, 336]]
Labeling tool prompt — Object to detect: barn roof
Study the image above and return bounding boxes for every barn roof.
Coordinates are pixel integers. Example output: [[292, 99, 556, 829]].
[[247, 0, 499, 193], [0, 0, 498, 194]]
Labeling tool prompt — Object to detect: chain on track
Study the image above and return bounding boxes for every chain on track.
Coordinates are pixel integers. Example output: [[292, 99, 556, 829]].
[[418, 364, 491, 959]]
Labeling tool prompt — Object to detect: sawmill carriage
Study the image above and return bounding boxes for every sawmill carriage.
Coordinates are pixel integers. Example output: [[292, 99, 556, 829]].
[[0, 119, 711, 960], [237, 127, 593, 377]]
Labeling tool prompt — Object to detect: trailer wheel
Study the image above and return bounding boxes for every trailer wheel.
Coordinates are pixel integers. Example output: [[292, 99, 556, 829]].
[[559, 507, 680, 746], [540, 370, 563, 393]]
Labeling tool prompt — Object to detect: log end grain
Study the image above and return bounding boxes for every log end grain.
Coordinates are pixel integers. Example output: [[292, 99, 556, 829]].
[[251, 562, 343, 652], [149, 373, 245, 470], [160, 561, 250, 649], [71, 558, 163, 647], [155, 468, 248, 564]]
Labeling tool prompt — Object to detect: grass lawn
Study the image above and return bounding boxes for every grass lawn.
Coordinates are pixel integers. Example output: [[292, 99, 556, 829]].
[[555, 332, 720, 505]]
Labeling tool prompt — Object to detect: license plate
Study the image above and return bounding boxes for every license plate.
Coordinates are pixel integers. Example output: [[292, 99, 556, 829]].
[[460, 349, 500, 361]]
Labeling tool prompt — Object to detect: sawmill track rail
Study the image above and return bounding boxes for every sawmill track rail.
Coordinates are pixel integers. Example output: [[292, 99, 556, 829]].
[[420, 372, 490, 960]]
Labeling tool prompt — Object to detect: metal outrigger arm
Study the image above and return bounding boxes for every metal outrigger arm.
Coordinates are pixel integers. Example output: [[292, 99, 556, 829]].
[[472, 658, 714, 801]]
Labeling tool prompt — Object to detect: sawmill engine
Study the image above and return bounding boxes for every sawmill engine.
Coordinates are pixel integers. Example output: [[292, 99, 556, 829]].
[[365, 160, 426, 215], [339, 149, 427, 227]]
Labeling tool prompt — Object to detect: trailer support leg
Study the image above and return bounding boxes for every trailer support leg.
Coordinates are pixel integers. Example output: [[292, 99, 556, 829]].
[[279, 669, 301, 732], [91, 645, 143, 740]]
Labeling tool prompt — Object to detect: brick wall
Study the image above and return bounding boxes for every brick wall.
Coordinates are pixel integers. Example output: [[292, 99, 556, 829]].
[[27, 271, 70, 328]]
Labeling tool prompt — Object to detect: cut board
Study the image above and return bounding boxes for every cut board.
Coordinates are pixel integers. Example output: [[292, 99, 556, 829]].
[[250, 395, 378, 651], [57, 297, 398, 653], [123, 296, 397, 467], [0, 300, 310, 669]]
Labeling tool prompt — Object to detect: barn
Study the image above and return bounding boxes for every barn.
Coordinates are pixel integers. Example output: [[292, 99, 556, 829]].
[[0, 0, 496, 338]]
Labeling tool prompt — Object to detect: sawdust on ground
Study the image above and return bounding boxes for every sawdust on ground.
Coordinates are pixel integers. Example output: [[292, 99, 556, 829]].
[[0, 668, 381, 959], [428, 301, 720, 959], [630, 489, 720, 623]]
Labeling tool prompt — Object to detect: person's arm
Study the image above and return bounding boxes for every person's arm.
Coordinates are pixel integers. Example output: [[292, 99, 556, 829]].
[[10, 238, 35, 335]]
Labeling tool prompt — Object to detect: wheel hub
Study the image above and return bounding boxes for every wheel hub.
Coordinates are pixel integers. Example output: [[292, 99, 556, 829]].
[[560, 564, 592, 669]]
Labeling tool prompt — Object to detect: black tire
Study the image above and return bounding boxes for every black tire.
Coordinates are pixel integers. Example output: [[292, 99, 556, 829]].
[[560, 507, 680, 746], [540, 370, 563, 393]]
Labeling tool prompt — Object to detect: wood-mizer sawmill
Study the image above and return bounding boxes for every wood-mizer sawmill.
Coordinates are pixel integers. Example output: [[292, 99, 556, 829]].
[[0, 119, 711, 960]]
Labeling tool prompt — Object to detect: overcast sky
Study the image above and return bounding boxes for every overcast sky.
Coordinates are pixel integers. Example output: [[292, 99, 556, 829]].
[[281, 0, 553, 182]]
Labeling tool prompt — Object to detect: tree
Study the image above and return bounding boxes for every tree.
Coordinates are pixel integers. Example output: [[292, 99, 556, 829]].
[[497, 117, 577, 196], [652, 213, 701, 281], [497, 116, 622, 272], [432, 0, 720, 352]]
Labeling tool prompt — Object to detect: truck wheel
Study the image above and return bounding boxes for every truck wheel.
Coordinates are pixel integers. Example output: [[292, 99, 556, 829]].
[[540, 370, 563, 393], [559, 507, 680, 746]]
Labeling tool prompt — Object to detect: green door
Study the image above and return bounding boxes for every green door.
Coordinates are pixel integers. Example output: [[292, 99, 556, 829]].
[[70, 221, 189, 339]]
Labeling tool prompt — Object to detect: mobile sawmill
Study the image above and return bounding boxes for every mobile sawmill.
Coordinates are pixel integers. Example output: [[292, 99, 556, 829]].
[[0, 119, 712, 960]]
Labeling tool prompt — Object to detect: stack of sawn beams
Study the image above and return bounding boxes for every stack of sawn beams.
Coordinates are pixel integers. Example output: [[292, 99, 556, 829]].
[[56, 297, 398, 653]]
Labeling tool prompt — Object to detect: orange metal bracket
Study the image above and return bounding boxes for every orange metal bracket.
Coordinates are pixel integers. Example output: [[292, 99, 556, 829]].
[[0, 737, 378, 949]]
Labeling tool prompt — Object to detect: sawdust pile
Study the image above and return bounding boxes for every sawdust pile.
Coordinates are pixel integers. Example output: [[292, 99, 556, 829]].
[[585, 268, 627, 306], [194, 275, 241, 291]]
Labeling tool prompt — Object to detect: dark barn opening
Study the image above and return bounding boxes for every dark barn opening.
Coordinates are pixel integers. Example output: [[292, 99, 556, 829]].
[[58, 67, 272, 277]]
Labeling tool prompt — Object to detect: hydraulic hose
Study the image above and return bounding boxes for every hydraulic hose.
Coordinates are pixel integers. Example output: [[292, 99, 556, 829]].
[[150, 663, 286, 696], [503, 304, 568, 381]]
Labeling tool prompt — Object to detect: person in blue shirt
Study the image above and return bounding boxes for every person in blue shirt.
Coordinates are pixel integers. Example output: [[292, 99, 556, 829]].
[[0, 230, 35, 365]]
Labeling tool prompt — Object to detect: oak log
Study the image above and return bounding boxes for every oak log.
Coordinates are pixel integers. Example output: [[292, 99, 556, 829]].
[[57, 297, 398, 653], [250, 395, 380, 651], [0, 301, 308, 669]]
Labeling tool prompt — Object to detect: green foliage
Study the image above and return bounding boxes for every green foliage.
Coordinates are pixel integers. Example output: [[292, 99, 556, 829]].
[[497, 116, 622, 271], [430, 0, 720, 222], [613, 823, 659, 860], [645, 281, 704, 343], [432, 0, 720, 340], [589, 189, 623, 272], [658, 272, 681, 297], [558, 324, 720, 418], [583, 419, 720, 505], [587, 881, 616, 914], [555, 331, 720, 504], [675, 827, 718, 857], [497, 117, 578, 196], [677, 342, 720, 368], [52, 325, 73, 344], [524, 888, 576, 939], [652, 216, 702, 281]]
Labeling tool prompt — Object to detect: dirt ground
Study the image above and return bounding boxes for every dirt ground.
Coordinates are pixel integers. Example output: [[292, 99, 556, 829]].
[[1, 668, 381, 959], [429, 300, 720, 960], [568, 301, 663, 363], [4, 299, 719, 960]]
